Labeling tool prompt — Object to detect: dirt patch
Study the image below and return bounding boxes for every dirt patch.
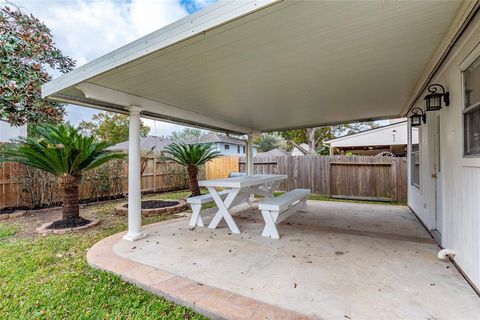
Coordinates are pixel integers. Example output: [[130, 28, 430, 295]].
[[47, 217, 91, 229], [123, 200, 179, 209], [1, 191, 191, 240]]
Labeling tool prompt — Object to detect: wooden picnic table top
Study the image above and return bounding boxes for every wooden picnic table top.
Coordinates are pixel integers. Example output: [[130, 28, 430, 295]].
[[198, 174, 287, 189]]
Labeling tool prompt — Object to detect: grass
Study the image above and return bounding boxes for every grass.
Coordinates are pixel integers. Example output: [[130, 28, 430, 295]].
[[0, 190, 207, 320], [271, 192, 403, 206], [0, 223, 17, 240]]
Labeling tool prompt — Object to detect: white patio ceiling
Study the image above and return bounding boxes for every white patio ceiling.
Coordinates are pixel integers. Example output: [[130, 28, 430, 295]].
[[43, 0, 467, 134]]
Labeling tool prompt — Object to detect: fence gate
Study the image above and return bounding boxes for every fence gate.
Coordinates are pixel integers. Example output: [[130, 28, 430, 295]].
[[330, 162, 394, 201]]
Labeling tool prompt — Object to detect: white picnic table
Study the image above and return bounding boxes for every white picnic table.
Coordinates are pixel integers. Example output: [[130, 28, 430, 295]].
[[198, 174, 287, 234]]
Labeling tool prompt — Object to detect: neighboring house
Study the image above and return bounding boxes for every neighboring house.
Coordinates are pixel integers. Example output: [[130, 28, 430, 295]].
[[291, 143, 312, 156], [107, 136, 171, 155], [0, 120, 27, 142], [325, 119, 411, 156], [186, 133, 257, 156], [256, 148, 289, 158]]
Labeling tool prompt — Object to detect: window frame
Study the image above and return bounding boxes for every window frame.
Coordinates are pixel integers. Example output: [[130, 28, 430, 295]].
[[460, 43, 480, 160], [463, 103, 480, 157], [410, 125, 421, 189], [224, 144, 230, 150]]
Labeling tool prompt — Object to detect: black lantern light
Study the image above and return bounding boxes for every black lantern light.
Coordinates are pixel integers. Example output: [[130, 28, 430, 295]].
[[410, 107, 426, 127], [424, 84, 449, 111]]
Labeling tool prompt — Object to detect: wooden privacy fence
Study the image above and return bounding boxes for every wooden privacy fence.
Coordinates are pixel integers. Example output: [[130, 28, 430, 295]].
[[234, 155, 405, 203], [0, 158, 195, 209], [204, 157, 239, 180]]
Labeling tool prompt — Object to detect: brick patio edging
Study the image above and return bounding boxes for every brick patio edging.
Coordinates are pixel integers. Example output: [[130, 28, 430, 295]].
[[86, 220, 316, 320]]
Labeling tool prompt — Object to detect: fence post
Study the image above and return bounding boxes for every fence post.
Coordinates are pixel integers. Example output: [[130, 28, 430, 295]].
[[152, 157, 157, 192]]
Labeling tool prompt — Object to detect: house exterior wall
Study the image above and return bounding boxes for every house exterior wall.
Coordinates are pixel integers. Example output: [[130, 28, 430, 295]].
[[213, 142, 257, 156], [0, 121, 27, 142], [408, 13, 480, 290], [330, 121, 408, 148]]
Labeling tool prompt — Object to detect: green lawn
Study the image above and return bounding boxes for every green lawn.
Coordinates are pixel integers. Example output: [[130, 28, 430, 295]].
[[272, 192, 403, 206], [0, 190, 207, 320]]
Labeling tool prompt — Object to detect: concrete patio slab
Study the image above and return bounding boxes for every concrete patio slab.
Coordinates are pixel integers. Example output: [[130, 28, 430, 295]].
[[87, 201, 480, 319]]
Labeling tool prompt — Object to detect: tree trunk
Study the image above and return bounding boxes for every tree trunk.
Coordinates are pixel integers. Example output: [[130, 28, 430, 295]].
[[61, 175, 81, 220], [187, 165, 200, 196]]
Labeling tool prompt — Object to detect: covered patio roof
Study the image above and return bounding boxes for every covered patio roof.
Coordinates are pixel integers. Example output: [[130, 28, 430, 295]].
[[42, 0, 474, 134]]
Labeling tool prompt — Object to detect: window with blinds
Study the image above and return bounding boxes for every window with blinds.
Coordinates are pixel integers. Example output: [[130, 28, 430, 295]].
[[464, 55, 480, 156]]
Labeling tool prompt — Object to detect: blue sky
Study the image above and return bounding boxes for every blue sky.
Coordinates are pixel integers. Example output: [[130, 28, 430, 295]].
[[180, 0, 217, 14], [10, 0, 217, 136]]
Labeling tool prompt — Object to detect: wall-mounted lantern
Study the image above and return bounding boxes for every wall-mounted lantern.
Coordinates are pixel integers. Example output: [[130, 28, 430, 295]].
[[424, 84, 449, 111], [410, 107, 426, 127]]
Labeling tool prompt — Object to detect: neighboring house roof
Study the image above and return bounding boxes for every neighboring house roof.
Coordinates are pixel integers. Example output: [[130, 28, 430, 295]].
[[256, 148, 289, 158], [325, 120, 408, 148], [186, 133, 252, 146], [107, 136, 172, 152], [291, 143, 312, 156]]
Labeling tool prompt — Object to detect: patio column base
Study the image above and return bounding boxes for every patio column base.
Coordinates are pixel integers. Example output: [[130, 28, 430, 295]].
[[123, 231, 147, 242]]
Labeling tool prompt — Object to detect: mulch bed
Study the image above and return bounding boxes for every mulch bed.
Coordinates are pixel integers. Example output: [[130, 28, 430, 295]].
[[0, 206, 30, 215], [123, 200, 179, 209], [47, 217, 91, 230]]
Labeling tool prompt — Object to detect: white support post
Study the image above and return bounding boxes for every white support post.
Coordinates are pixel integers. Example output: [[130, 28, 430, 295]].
[[123, 106, 146, 241], [246, 134, 254, 176]]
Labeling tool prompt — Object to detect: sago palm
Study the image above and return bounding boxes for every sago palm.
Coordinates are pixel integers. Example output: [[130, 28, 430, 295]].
[[163, 143, 220, 196], [0, 123, 125, 222]]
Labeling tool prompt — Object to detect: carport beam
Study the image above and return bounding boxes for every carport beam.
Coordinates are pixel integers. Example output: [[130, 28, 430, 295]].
[[123, 106, 146, 241]]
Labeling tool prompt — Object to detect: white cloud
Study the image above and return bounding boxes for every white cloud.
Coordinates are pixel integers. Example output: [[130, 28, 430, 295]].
[[130, 0, 187, 36], [8, 0, 194, 136], [13, 0, 188, 67]]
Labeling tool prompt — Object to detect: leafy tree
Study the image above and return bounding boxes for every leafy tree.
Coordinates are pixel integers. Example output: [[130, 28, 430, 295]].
[[0, 123, 125, 224], [277, 121, 378, 155], [254, 133, 285, 152], [78, 112, 150, 144], [0, 5, 75, 126], [163, 143, 220, 196], [169, 127, 208, 143]]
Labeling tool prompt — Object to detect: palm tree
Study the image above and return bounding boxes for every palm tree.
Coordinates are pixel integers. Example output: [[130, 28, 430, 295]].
[[0, 123, 125, 223], [163, 143, 220, 196]]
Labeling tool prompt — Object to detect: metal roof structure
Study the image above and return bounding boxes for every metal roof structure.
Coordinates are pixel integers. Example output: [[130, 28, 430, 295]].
[[42, 0, 475, 134]]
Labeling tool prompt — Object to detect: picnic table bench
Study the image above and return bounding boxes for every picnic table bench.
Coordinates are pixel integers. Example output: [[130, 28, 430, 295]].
[[258, 188, 310, 239]]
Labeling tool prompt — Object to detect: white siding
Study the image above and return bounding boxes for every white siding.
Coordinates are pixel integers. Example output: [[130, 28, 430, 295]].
[[408, 13, 480, 289], [0, 121, 27, 142], [214, 142, 257, 156], [330, 121, 408, 148]]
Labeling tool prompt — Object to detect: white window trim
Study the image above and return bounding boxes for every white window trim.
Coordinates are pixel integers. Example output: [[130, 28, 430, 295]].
[[410, 125, 421, 189], [459, 41, 480, 166]]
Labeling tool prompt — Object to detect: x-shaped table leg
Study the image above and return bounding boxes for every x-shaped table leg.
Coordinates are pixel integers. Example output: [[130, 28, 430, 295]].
[[207, 187, 241, 234]]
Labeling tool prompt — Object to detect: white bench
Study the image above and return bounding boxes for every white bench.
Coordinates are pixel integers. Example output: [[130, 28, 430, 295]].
[[258, 189, 310, 239], [187, 191, 229, 227]]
